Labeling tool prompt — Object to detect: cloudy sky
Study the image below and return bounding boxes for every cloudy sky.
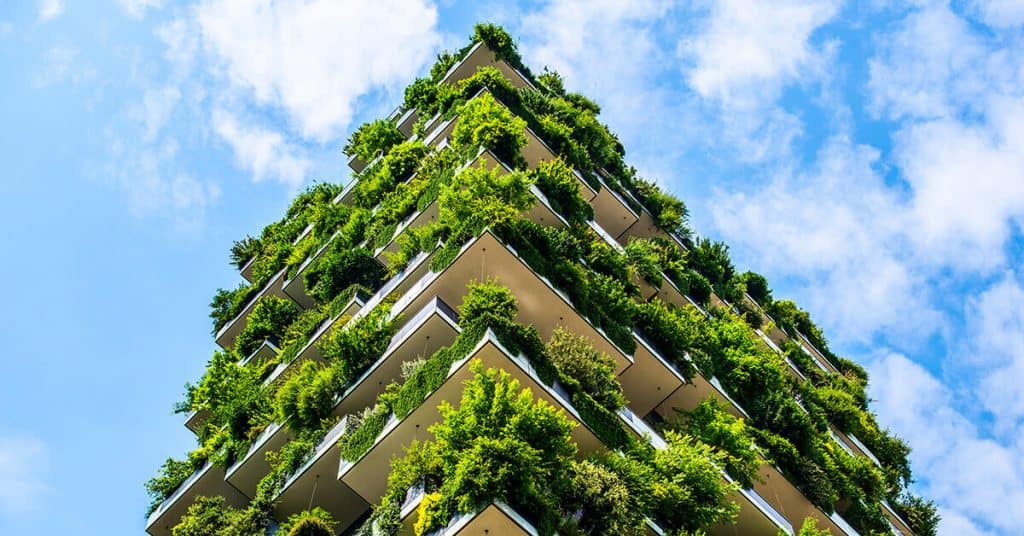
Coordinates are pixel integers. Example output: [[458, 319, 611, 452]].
[[0, 0, 1021, 534]]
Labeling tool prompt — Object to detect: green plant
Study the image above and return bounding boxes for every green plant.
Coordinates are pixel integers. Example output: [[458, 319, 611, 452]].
[[795, 517, 830, 536], [450, 92, 527, 167], [344, 119, 404, 162], [651, 430, 739, 532], [678, 400, 761, 488], [545, 327, 625, 410], [234, 296, 301, 358], [277, 508, 336, 536], [303, 246, 386, 304]]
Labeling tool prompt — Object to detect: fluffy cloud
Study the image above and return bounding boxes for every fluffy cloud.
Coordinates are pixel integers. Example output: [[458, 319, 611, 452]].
[[677, 0, 842, 163], [37, 0, 63, 22], [869, 351, 1024, 534], [0, 434, 50, 516], [682, 0, 842, 105], [211, 108, 311, 188], [193, 0, 441, 141]]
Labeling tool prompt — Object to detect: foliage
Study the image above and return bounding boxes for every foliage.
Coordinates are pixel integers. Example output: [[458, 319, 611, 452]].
[[353, 140, 428, 209], [303, 245, 386, 304], [230, 236, 260, 270], [277, 508, 336, 536], [651, 430, 739, 532], [545, 327, 625, 410], [795, 517, 830, 536], [530, 158, 593, 226], [459, 279, 518, 327], [171, 496, 261, 536], [145, 457, 201, 515], [678, 400, 761, 488], [688, 238, 742, 303], [893, 493, 940, 536], [451, 92, 527, 167], [560, 458, 646, 535], [209, 283, 259, 334], [632, 178, 691, 238], [234, 296, 300, 358], [741, 271, 772, 305], [344, 119, 404, 162]]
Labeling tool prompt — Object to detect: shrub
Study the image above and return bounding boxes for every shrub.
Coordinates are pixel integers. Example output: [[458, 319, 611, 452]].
[[545, 328, 625, 410], [894, 494, 940, 536], [277, 508, 336, 536], [679, 400, 761, 488], [344, 119, 404, 162], [741, 271, 772, 305], [145, 457, 200, 515], [459, 280, 518, 327], [796, 517, 830, 536], [234, 296, 301, 358], [303, 246, 386, 304], [451, 92, 527, 167], [230, 236, 261, 270], [530, 158, 592, 225], [561, 459, 645, 535], [651, 430, 739, 532]]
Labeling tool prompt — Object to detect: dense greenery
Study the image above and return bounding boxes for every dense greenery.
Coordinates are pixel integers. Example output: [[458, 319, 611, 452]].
[[153, 22, 934, 536]]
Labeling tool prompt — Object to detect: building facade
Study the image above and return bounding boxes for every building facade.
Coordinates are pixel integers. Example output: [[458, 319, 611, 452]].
[[145, 25, 935, 536]]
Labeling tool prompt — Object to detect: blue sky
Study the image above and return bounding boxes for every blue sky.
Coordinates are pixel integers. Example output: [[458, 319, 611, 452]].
[[0, 1, 1022, 534]]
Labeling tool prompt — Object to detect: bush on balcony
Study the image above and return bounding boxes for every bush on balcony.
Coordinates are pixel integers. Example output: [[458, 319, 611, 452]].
[[234, 296, 301, 358], [344, 119, 404, 162], [545, 327, 625, 410], [276, 508, 336, 536], [451, 92, 527, 168], [677, 400, 761, 488], [209, 283, 259, 334], [650, 431, 739, 532], [529, 157, 592, 226], [303, 246, 386, 305], [353, 140, 428, 209], [893, 493, 940, 536]]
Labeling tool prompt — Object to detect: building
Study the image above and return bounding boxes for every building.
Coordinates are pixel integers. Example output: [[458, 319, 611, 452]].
[[145, 24, 935, 536]]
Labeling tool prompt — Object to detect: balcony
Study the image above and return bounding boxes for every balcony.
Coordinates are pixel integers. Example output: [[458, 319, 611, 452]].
[[719, 480, 795, 536], [224, 420, 292, 499], [754, 461, 857, 536], [438, 40, 535, 90], [655, 361, 750, 422], [261, 291, 368, 388], [881, 499, 914, 536], [226, 296, 457, 500], [272, 417, 369, 533], [282, 231, 346, 309], [240, 255, 256, 283], [338, 331, 605, 508], [796, 331, 839, 374], [832, 427, 883, 468], [384, 230, 632, 374], [394, 107, 418, 138], [144, 461, 248, 536], [214, 268, 293, 351], [420, 88, 597, 203], [618, 332, 686, 417]]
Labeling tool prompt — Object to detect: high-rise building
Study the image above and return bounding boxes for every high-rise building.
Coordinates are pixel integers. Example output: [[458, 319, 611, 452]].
[[145, 24, 936, 536]]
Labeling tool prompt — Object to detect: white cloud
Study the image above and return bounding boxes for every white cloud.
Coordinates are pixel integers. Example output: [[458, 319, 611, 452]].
[[211, 108, 311, 188], [193, 0, 441, 141], [970, 0, 1024, 28], [677, 0, 843, 163], [682, 0, 842, 105], [105, 134, 222, 226], [710, 137, 942, 344], [118, 0, 164, 18], [37, 0, 63, 22], [132, 86, 181, 142], [0, 434, 50, 516], [869, 352, 1024, 534]]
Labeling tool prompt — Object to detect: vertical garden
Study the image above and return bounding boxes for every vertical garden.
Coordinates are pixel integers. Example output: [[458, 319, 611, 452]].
[[146, 24, 938, 536]]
